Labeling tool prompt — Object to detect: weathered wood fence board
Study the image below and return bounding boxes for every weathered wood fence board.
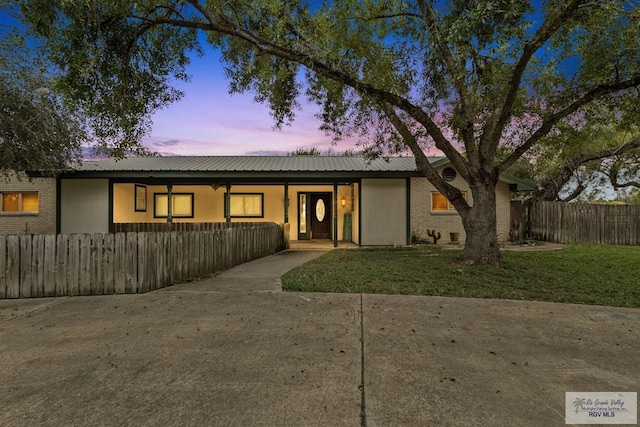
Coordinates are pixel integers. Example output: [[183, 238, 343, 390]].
[[43, 235, 56, 297], [0, 223, 285, 299], [0, 235, 5, 299], [55, 235, 68, 297], [6, 236, 19, 298], [527, 201, 640, 245], [20, 236, 32, 298]]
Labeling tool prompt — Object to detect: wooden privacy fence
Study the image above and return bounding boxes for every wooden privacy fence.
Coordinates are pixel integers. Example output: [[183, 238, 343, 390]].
[[528, 201, 640, 245], [0, 223, 284, 299]]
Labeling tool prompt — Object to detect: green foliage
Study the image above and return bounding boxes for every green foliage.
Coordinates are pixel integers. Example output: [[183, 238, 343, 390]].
[[0, 25, 85, 173], [17, 0, 198, 157], [618, 189, 640, 205], [584, 188, 640, 205], [518, 115, 640, 201], [11, 0, 640, 262], [288, 146, 360, 156], [15, 1, 640, 163]]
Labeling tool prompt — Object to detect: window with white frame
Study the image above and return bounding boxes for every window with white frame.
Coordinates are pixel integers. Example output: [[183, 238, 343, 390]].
[[0, 192, 39, 213]]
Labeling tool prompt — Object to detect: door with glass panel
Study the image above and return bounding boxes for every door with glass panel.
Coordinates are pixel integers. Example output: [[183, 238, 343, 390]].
[[298, 192, 332, 240]]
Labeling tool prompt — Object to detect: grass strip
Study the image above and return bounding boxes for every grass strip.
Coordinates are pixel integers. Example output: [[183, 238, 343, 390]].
[[282, 244, 640, 308]]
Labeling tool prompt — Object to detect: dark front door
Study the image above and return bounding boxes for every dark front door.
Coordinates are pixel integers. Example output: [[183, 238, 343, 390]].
[[309, 193, 332, 239]]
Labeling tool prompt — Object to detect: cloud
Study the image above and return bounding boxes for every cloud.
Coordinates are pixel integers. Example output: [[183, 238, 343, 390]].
[[151, 139, 182, 147], [243, 150, 288, 156]]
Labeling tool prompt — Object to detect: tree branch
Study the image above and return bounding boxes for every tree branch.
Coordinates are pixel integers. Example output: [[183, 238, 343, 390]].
[[611, 176, 640, 189], [417, 0, 478, 164], [379, 102, 470, 213], [609, 134, 640, 189], [350, 12, 423, 22], [487, 0, 587, 153], [499, 76, 640, 172], [561, 181, 585, 202], [169, 1, 467, 173]]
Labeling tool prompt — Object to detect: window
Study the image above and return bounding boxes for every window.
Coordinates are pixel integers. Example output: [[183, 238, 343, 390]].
[[431, 191, 466, 212], [1, 192, 39, 213], [134, 184, 147, 212], [226, 193, 264, 218], [154, 193, 194, 218]]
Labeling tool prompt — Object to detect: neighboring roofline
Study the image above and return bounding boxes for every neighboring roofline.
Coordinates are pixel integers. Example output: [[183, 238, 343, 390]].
[[419, 158, 537, 191], [498, 172, 537, 191]]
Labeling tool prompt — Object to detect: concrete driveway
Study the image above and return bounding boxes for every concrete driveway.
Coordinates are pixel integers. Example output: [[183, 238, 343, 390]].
[[0, 250, 638, 426]]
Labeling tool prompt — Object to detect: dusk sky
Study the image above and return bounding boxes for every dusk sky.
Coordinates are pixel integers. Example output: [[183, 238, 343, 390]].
[[0, 9, 357, 157], [144, 47, 357, 157]]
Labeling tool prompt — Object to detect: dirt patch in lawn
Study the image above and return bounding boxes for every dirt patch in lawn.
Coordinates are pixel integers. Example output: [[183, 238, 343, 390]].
[[435, 241, 567, 252]]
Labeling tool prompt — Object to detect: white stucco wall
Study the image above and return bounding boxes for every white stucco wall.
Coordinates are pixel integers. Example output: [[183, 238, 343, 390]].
[[60, 179, 109, 234], [360, 178, 407, 246]]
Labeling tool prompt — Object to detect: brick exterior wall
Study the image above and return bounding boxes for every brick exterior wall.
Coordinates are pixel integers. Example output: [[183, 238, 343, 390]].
[[410, 169, 512, 244], [0, 173, 57, 235]]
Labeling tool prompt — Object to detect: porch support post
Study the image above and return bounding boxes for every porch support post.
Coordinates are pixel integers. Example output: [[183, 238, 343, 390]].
[[358, 180, 362, 246], [167, 184, 173, 224], [108, 179, 114, 233], [225, 183, 231, 223], [284, 182, 289, 223], [333, 183, 338, 248]]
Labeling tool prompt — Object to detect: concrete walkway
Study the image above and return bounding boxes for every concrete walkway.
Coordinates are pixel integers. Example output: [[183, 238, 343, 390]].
[[0, 250, 638, 426], [157, 249, 329, 293]]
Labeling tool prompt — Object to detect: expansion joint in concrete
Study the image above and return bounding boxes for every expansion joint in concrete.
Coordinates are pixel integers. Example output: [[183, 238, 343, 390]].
[[359, 293, 367, 427]]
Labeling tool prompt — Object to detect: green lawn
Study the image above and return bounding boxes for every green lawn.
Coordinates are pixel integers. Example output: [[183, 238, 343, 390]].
[[281, 244, 640, 308]]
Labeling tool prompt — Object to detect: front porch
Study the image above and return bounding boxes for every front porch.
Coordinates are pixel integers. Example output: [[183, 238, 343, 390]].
[[108, 181, 360, 248]]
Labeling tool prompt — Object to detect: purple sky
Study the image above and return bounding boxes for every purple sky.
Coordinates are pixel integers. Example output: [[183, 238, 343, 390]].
[[146, 48, 357, 156], [0, 8, 355, 157]]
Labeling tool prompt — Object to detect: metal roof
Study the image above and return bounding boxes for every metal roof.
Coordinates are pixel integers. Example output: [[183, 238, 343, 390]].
[[63, 155, 534, 190], [75, 156, 440, 173]]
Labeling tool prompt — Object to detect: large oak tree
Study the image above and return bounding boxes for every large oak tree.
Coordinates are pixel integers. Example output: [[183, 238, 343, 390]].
[[15, 0, 640, 264]]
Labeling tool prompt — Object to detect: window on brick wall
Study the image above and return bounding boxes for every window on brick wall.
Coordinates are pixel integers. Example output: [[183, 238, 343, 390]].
[[0, 192, 39, 213], [431, 192, 466, 212]]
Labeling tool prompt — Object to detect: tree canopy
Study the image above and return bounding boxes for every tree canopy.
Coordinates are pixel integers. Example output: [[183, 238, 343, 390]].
[[13, 0, 640, 264], [0, 26, 86, 173], [512, 112, 640, 202]]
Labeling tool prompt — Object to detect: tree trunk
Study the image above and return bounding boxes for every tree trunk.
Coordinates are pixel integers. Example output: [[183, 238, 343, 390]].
[[458, 184, 502, 266]]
